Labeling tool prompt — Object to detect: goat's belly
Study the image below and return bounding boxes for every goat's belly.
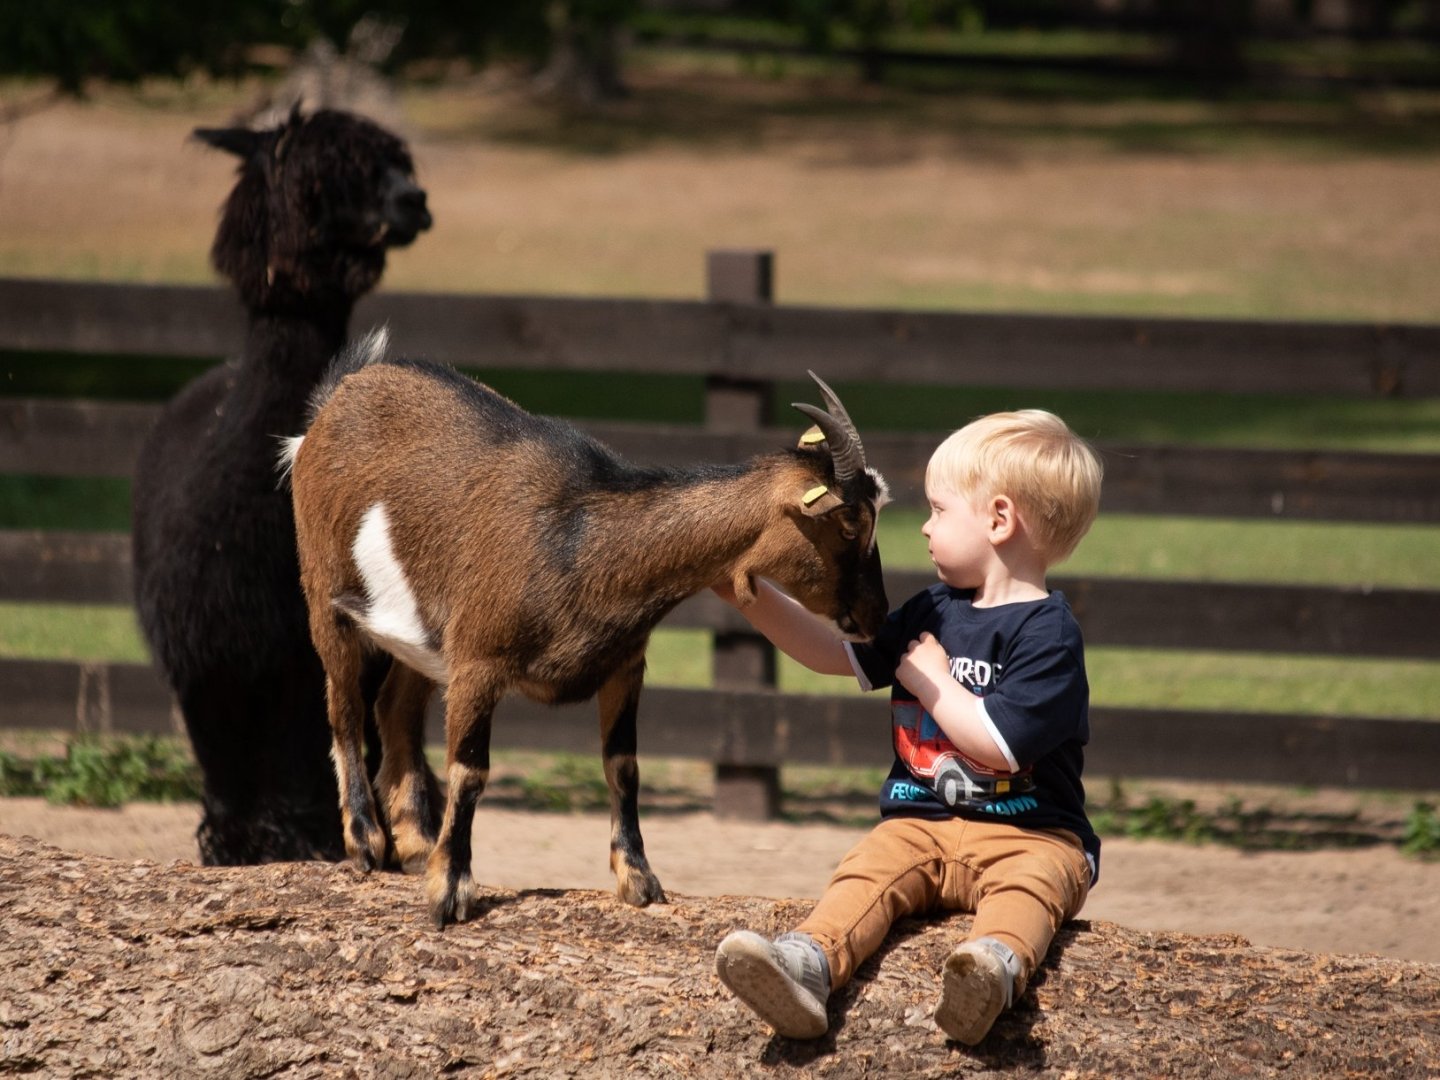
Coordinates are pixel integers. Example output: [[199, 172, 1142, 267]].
[[514, 672, 608, 706], [360, 624, 450, 685]]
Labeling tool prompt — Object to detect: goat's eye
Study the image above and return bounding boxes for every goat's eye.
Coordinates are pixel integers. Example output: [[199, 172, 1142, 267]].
[[840, 525, 858, 541]]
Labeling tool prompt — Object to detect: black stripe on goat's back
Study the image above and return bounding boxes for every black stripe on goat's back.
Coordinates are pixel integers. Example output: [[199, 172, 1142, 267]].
[[378, 356, 538, 439], [378, 355, 753, 494]]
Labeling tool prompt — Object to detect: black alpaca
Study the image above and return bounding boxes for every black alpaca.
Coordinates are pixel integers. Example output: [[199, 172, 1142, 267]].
[[132, 108, 431, 864]]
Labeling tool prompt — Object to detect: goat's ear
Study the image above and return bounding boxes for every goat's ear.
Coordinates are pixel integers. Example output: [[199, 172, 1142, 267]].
[[797, 425, 827, 451], [193, 126, 263, 160], [799, 483, 845, 518]]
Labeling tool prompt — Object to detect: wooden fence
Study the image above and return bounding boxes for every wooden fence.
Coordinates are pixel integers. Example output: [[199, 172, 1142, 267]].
[[2, 254, 1438, 818]]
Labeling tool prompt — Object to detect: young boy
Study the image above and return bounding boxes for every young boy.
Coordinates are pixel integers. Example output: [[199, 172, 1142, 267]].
[[713, 409, 1103, 1045]]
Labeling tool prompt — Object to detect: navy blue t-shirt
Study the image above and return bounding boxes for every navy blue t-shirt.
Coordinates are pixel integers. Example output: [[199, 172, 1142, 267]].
[[848, 585, 1099, 880]]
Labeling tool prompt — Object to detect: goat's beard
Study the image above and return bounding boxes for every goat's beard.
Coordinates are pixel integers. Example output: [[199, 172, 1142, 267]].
[[731, 570, 757, 607]]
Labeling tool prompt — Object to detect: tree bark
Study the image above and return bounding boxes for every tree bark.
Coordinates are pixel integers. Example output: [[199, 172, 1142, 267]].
[[1, 834, 1435, 1076]]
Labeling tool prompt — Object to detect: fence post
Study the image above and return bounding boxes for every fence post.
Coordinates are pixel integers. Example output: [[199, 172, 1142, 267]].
[[705, 249, 782, 821]]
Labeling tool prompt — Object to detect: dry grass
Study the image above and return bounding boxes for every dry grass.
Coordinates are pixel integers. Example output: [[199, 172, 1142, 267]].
[[2, 61, 1440, 321]]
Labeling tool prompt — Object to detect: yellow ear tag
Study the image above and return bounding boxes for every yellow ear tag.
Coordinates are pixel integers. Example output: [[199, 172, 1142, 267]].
[[799, 427, 826, 445], [802, 484, 829, 506]]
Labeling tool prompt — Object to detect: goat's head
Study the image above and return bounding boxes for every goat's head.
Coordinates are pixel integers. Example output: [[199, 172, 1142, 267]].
[[739, 371, 890, 641], [195, 106, 432, 313]]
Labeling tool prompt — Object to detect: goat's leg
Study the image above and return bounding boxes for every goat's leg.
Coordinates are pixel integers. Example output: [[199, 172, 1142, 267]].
[[319, 637, 387, 871], [425, 663, 501, 927], [598, 655, 666, 906], [373, 662, 441, 874]]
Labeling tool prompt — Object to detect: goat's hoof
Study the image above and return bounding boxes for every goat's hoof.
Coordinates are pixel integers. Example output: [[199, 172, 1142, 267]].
[[616, 869, 667, 908], [347, 847, 381, 874], [427, 872, 481, 928], [390, 832, 437, 875], [344, 819, 388, 872], [398, 850, 432, 876]]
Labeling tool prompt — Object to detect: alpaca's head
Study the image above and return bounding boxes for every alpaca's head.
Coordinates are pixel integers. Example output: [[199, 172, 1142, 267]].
[[195, 107, 432, 314]]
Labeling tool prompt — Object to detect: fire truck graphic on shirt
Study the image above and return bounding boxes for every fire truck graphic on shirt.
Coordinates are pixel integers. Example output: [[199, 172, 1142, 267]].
[[891, 699, 1035, 809]]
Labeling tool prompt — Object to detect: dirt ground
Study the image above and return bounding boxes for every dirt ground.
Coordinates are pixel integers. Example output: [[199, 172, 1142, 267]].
[[5, 795, 1439, 966]]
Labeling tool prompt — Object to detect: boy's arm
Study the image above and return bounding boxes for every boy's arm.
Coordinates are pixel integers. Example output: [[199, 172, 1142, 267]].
[[713, 577, 855, 677], [896, 633, 1013, 771]]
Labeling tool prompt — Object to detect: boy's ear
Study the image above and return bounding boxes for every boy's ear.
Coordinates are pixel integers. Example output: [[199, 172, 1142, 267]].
[[799, 483, 845, 517], [989, 495, 1019, 541]]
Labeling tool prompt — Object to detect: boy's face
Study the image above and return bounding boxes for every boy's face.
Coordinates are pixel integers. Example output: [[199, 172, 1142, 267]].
[[921, 486, 995, 589]]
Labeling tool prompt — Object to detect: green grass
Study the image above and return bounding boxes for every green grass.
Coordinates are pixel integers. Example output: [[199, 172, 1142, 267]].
[[0, 476, 134, 531], [761, 646, 1440, 721], [4, 499, 1437, 720], [8, 354, 1440, 455], [828, 383, 1440, 455], [1402, 802, 1440, 858], [878, 510, 1440, 589], [0, 735, 201, 806], [3, 732, 1435, 858], [7, 605, 1434, 721], [0, 602, 149, 662], [639, 629, 1440, 721]]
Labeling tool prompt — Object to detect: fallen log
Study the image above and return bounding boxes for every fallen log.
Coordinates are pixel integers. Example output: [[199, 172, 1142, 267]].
[[0, 834, 1435, 1078]]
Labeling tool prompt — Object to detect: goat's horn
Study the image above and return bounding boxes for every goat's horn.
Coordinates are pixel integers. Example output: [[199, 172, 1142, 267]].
[[792, 370, 867, 486]]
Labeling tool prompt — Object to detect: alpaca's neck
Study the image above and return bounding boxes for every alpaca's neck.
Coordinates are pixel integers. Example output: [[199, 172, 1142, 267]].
[[240, 306, 352, 387], [226, 307, 352, 435]]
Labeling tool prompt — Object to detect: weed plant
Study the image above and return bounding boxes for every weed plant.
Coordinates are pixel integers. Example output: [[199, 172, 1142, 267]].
[[0, 736, 201, 807], [1402, 802, 1440, 858]]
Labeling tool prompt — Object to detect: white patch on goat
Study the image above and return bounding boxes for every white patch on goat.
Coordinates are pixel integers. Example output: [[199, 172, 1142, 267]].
[[349, 502, 450, 684]]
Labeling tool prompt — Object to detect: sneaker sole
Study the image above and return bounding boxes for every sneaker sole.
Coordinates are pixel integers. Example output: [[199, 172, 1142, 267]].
[[715, 934, 828, 1039], [934, 946, 1006, 1045]]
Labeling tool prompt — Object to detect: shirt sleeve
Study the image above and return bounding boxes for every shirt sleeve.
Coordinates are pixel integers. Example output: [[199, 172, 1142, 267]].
[[981, 625, 1089, 768], [845, 590, 929, 692]]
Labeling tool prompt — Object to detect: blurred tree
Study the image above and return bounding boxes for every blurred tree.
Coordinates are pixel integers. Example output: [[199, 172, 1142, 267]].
[[535, 0, 641, 103], [0, 0, 268, 92], [1166, 0, 1253, 88], [0, 0, 627, 102]]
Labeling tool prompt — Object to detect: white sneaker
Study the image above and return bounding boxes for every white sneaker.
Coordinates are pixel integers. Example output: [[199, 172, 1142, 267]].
[[715, 930, 831, 1039], [933, 937, 1021, 1045]]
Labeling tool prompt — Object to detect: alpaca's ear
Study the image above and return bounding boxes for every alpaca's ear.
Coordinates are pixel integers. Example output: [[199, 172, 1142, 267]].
[[193, 126, 263, 160]]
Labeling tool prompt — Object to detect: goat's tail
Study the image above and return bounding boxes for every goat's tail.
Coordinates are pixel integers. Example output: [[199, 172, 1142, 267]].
[[306, 324, 391, 427], [277, 325, 391, 488]]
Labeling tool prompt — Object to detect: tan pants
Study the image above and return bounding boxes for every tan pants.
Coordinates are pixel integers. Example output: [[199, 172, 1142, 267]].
[[797, 815, 1092, 992]]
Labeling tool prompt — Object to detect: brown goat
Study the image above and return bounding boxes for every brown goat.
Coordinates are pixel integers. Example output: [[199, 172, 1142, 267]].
[[285, 329, 890, 926]]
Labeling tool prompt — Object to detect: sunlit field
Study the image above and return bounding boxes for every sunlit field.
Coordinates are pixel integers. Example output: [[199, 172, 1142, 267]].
[[1, 51, 1436, 726]]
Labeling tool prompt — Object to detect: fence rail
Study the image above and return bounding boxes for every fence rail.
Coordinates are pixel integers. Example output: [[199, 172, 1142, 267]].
[[2, 267, 1437, 815], [4, 531, 1437, 660], [4, 657, 1435, 792], [2, 277, 1438, 397], [6, 398, 1440, 522]]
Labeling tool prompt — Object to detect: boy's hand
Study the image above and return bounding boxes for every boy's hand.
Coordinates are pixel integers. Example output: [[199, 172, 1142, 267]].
[[896, 632, 951, 698]]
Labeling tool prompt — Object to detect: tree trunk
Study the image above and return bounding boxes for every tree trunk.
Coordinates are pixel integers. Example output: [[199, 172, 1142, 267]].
[[2, 834, 1436, 1076], [1169, 1, 1252, 89], [534, 2, 628, 106]]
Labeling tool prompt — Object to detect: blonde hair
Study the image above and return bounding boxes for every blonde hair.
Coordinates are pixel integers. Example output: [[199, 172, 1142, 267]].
[[926, 409, 1103, 565]]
